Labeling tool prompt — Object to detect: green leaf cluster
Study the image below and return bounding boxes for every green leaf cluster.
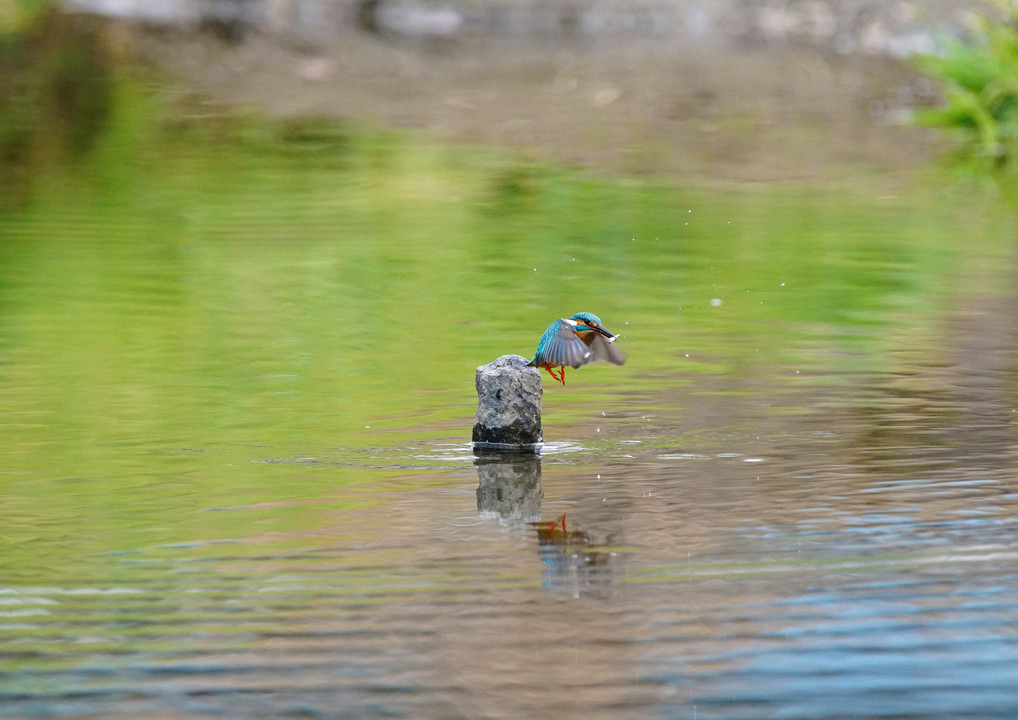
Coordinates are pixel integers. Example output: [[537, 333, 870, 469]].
[[914, 3, 1018, 174]]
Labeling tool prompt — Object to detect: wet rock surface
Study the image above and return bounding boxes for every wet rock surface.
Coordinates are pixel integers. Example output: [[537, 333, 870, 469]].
[[471, 354, 542, 448]]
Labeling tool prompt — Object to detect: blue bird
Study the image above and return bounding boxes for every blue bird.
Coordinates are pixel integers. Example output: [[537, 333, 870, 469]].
[[528, 312, 625, 385]]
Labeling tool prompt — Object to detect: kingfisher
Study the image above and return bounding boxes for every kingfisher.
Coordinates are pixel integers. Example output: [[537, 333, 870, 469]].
[[528, 312, 625, 385]]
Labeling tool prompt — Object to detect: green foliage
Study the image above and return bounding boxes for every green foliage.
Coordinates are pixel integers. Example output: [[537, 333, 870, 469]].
[[913, 4, 1018, 174], [0, 9, 114, 208], [0, 0, 52, 36]]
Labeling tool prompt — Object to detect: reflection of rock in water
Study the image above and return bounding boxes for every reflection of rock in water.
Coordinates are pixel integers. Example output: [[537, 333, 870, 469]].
[[475, 452, 542, 527], [475, 454, 625, 597], [531, 513, 623, 599]]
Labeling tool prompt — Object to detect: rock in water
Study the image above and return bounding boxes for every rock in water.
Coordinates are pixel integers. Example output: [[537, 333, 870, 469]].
[[472, 354, 542, 448]]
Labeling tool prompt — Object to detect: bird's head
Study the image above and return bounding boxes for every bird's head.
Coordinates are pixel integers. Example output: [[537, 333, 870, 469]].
[[569, 312, 615, 340]]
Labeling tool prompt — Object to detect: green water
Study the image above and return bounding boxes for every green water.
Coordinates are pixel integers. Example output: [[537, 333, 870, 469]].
[[0, 79, 1012, 572], [3, 67, 1018, 719]]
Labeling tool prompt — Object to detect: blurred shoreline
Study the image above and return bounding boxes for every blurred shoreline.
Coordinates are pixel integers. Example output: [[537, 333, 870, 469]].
[[51, 1, 982, 183], [65, 0, 971, 54]]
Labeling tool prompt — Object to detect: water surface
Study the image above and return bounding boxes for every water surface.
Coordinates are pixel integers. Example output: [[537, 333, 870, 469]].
[[2, 85, 1018, 719]]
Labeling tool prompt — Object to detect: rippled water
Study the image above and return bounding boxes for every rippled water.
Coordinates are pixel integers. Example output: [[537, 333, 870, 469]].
[[5, 422, 1018, 719], [3, 86, 1018, 718]]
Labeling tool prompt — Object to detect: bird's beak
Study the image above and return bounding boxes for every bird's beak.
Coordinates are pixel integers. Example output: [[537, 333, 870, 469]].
[[591, 322, 616, 341]]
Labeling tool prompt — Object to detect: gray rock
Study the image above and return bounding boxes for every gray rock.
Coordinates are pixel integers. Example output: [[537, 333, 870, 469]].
[[471, 354, 542, 448]]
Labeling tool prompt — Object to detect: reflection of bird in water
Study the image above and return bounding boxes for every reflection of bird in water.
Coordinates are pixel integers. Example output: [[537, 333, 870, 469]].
[[531, 513, 573, 543], [530, 513, 617, 567], [527, 312, 625, 385]]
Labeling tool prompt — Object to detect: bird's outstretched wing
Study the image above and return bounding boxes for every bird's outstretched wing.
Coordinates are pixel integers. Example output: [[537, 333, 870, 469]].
[[584, 333, 626, 366], [537, 319, 595, 368]]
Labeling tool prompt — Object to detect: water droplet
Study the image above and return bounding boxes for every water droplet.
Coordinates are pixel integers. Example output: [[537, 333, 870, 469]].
[[710, 298, 722, 307]]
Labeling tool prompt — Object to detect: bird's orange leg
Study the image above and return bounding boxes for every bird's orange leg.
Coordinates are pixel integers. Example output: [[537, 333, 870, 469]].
[[560, 366, 566, 385], [544, 366, 564, 384]]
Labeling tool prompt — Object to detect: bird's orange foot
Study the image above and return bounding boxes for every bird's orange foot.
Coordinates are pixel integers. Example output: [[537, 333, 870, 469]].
[[545, 366, 564, 384]]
